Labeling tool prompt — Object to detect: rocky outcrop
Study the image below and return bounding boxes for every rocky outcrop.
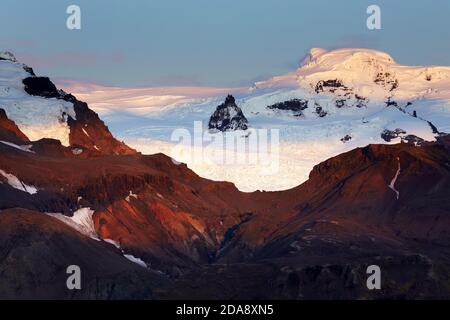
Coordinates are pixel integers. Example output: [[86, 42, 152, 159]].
[[315, 79, 348, 94], [381, 128, 406, 142], [68, 100, 136, 155], [340, 134, 352, 143], [374, 71, 399, 91], [22, 77, 72, 100], [267, 99, 308, 117], [314, 79, 369, 110], [314, 104, 327, 117], [208, 95, 248, 131]]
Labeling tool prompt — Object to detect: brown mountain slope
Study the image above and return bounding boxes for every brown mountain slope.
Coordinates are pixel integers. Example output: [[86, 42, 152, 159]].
[[0, 208, 168, 299], [0, 108, 29, 143]]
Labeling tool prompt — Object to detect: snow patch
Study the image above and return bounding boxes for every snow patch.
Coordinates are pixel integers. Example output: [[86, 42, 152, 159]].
[[103, 238, 121, 249], [0, 140, 34, 153], [82, 128, 90, 138], [0, 169, 38, 194], [388, 157, 401, 200], [124, 254, 148, 268], [46, 208, 99, 240], [72, 148, 83, 155]]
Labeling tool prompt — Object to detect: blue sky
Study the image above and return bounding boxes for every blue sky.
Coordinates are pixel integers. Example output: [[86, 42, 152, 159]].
[[0, 0, 449, 87]]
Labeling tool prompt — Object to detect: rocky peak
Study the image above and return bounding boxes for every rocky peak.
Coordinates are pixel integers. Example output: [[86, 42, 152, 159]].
[[208, 95, 249, 132], [224, 94, 235, 105]]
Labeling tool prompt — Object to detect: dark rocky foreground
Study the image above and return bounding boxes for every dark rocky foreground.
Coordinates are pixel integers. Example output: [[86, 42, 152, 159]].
[[0, 209, 168, 299]]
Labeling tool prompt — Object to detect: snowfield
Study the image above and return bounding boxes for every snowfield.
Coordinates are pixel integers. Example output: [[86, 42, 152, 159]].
[[57, 48, 450, 191]]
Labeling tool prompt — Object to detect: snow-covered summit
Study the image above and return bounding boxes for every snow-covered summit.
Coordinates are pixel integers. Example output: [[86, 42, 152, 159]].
[[0, 52, 76, 146], [302, 47, 396, 68], [253, 47, 450, 102]]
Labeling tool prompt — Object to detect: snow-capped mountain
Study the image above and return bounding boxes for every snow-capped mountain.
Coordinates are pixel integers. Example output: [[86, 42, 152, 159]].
[[63, 48, 450, 191], [208, 95, 248, 131], [0, 51, 135, 156], [0, 52, 75, 146]]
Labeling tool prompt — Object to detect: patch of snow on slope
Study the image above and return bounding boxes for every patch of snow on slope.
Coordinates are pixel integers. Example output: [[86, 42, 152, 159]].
[[388, 157, 401, 200], [0, 140, 34, 153], [82, 128, 90, 138], [0, 59, 76, 146], [104, 238, 121, 249], [102, 238, 148, 268], [0, 169, 38, 194], [46, 208, 99, 240], [72, 148, 83, 155], [123, 254, 148, 268]]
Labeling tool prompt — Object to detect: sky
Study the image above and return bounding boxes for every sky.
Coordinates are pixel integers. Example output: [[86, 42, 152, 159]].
[[0, 0, 449, 87]]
